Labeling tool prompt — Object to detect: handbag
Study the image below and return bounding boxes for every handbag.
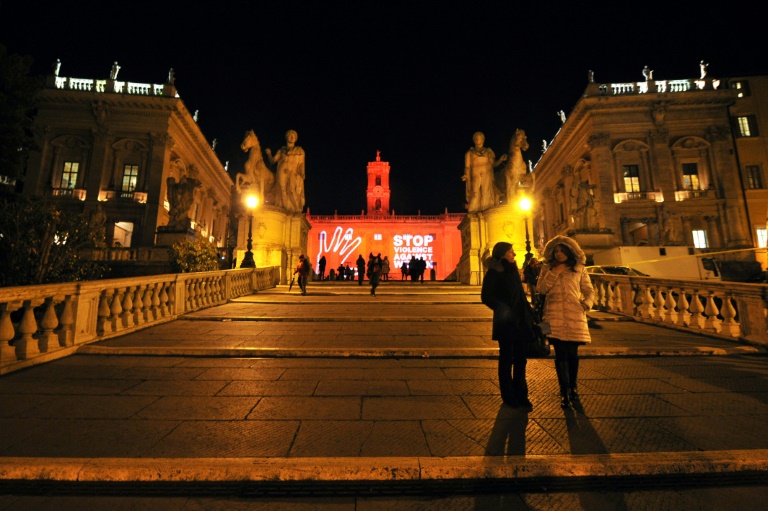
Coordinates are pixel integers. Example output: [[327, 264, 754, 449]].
[[526, 323, 552, 358], [526, 294, 552, 358]]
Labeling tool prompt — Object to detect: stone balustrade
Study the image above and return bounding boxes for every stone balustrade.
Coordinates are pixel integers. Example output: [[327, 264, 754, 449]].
[[588, 274, 768, 346], [0, 267, 279, 375]]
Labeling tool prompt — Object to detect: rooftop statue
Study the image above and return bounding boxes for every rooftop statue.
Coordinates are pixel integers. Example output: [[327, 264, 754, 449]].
[[700, 60, 709, 79], [462, 132, 506, 212], [642, 65, 653, 81], [110, 61, 120, 80]]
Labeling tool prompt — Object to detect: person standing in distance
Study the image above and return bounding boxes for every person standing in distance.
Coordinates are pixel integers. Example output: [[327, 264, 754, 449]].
[[481, 242, 535, 409], [294, 254, 311, 295], [318, 255, 326, 281], [535, 236, 594, 409]]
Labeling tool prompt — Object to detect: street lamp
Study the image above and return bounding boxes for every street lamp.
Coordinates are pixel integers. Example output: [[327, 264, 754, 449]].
[[240, 194, 258, 268], [518, 196, 532, 262]]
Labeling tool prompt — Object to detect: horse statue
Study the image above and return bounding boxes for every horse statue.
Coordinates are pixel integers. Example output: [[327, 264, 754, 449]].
[[495, 128, 530, 204], [235, 130, 275, 203]]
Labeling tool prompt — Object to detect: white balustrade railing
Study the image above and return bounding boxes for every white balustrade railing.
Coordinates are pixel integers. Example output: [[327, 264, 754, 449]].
[[588, 274, 768, 346], [0, 267, 279, 375]]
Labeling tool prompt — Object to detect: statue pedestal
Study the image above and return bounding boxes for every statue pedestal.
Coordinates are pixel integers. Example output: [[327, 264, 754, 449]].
[[458, 205, 531, 285], [155, 227, 196, 247]]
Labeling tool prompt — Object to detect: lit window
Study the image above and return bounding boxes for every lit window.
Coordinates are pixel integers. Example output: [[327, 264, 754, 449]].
[[374, 233, 382, 240], [682, 163, 700, 190], [756, 228, 767, 248], [121, 165, 139, 192], [732, 80, 751, 97], [61, 162, 79, 189], [735, 115, 759, 137], [746, 165, 763, 189], [692, 229, 709, 248], [623, 165, 640, 192]]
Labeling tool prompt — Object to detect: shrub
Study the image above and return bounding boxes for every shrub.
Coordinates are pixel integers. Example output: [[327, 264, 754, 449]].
[[168, 236, 220, 273]]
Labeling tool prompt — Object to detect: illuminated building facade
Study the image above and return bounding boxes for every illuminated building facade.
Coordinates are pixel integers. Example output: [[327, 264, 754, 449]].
[[306, 152, 463, 280], [21, 66, 232, 251], [531, 71, 768, 275]]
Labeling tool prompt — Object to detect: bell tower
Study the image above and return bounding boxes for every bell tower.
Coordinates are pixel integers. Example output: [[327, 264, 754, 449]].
[[366, 150, 391, 216]]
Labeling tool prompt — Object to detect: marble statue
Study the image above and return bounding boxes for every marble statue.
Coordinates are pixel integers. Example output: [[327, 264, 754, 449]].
[[571, 166, 598, 229], [642, 65, 653, 81], [166, 175, 201, 230], [500, 128, 529, 203], [700, 60, 709, 79], [53, 59, 61, 76], [110, 61, 120, 80], [236, 130, 275, 203], [588, 69, 594, 83], [168, 68, 175, 85], [462, 132, 506, 212], [558, 110, 566, 123], [266, 129, 306, 213]]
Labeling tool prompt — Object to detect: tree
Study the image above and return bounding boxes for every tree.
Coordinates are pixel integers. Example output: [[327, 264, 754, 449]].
[[0, 197, 108, 287], [0, 44, 41, 192]]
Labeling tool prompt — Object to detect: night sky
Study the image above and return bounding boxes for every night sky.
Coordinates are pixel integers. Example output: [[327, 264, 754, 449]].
[[3, 2, 766, 215]]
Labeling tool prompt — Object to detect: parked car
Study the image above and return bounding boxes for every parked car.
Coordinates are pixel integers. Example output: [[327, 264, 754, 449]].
[[585, 265, 650, 277]]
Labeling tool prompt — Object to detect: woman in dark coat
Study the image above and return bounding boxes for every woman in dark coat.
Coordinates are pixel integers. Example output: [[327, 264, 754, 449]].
[[481, 242, 536, 409]]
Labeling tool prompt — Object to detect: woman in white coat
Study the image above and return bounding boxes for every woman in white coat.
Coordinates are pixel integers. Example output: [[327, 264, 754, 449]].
[[535, 236, 594, 409]]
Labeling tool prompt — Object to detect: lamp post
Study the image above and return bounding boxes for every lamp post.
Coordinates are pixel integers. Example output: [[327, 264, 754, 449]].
[[519, 196, 532, 262], [240, 194, 258, 268]]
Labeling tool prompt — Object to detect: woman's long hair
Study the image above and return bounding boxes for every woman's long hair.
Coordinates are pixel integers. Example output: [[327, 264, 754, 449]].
[[548, 243, 577, 268]]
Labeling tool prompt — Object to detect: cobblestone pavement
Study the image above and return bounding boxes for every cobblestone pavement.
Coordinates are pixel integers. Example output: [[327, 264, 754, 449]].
[[1, 281, 767, 509]]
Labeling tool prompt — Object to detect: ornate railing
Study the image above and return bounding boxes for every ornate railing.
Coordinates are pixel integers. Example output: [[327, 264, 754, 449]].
[[0, 267, 280, 375], [588, 274, 768, 346]]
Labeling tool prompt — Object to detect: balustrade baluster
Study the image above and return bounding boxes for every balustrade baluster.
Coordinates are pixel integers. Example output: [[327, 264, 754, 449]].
[[38, 297, 60, 352], [720, 294, 740, 336], [109, 288, 124, 332], [605, 282, 614, 311], [610, 281, 622, 312], [0, 304, 18, 358], [703, 293, 722, 332], [662, 288, 677, 324], [653, 286, 666, 321], [688, 290, 705, 329], [151, 283, 162, 319], [159, 283, 170, 317], [121, 286, 135, 328], [637, 285, 655, 318], [165, 283, 175, 316], [15, 301, 39, 360], [97, 290, 112, 334], [676, 289, 691, 326], [142, 285, 153, 323], [593, 280, 604, 309], [133, 286, 145, 326], [186, 280, 196, 311]]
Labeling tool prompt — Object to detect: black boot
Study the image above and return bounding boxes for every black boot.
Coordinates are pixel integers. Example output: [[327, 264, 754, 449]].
[[568, 358, 580, 401], [513, 361, 532, 409], [499, 366, 518, 407], [555, 360, 571, 409]]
